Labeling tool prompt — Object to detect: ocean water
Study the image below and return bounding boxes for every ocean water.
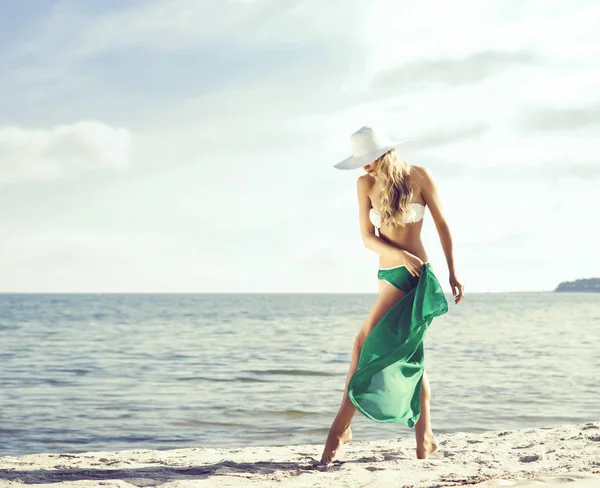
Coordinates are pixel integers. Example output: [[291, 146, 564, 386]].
[[1, 292, 599, 457]]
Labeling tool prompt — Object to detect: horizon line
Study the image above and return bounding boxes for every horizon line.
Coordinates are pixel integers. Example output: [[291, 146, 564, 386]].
[[0, 290, 569, 294]]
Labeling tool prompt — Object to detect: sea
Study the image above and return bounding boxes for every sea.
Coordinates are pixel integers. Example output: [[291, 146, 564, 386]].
[[1, 292, 599, 457]]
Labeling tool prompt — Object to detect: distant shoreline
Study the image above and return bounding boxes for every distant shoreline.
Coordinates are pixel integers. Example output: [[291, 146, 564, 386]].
[[555, 278, 600, 292]]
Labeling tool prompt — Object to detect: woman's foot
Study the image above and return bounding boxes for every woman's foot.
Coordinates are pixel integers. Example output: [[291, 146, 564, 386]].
[[320, 426, 352, 466], [416, 431, 438, 459]]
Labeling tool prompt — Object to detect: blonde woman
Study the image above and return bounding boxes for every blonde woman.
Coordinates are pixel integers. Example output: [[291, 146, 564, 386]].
[[320, 126, 465, 466]]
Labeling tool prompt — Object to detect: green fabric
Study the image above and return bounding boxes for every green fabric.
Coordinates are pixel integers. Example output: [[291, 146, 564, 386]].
[[347, 263, 448, 427]]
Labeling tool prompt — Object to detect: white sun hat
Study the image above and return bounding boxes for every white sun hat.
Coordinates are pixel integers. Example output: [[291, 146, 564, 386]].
[[333, 126, 406, 170]]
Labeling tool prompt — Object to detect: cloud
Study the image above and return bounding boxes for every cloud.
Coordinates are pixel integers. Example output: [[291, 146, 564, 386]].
[[400, 123, 489, 151], [422, 159, 600, 181], [75, 0, 367, 54], [520, 103, 600, 132], [0, 120, 133, 182], [532, 161, 600, 180], [370, 50, 538, 94]]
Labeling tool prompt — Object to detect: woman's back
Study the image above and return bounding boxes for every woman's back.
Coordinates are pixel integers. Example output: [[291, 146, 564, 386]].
[[363, 165, 429, 267]]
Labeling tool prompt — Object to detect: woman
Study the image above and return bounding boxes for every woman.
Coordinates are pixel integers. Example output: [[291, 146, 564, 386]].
[[320, 126, 465, 466]]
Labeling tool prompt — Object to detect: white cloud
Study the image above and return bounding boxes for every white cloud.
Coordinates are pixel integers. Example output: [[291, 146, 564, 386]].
[[0, 121, 133, 182]]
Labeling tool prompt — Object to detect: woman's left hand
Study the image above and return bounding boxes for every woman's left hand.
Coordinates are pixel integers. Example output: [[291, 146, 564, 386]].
[[449, 273, 465, 304]]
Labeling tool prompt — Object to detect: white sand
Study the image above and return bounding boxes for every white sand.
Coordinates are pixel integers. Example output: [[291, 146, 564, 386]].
[[1, 421, 598, 487]]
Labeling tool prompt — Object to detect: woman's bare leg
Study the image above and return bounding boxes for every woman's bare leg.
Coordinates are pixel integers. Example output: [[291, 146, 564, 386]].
[[320, 282, 406, 465], [414, 369, 439, 458]]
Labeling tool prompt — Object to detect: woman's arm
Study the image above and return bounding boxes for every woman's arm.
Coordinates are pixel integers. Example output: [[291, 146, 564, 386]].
[[357, 175, 409, 261], [419, 167, 465, 303]]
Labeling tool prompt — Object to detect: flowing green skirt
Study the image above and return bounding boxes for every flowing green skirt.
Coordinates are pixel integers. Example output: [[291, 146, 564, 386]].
[[347, 262, 448, 427]]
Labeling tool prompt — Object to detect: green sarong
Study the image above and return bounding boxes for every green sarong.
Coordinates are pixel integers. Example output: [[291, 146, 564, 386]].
[[347, 262, 448, 427]]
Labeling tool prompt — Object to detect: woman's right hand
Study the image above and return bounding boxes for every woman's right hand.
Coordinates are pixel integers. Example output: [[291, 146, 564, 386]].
[[400, 250, 424, 277]]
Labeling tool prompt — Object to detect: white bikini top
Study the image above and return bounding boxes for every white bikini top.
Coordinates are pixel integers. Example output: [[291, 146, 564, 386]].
[[369, 202, 426, 228]]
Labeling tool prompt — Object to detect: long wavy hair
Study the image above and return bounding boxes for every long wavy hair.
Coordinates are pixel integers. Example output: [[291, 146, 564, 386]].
[[374, 148, 414, 228]]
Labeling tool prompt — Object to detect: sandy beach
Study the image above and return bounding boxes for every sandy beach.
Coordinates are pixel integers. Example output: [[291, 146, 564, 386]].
[[1, 421, 598, 487]]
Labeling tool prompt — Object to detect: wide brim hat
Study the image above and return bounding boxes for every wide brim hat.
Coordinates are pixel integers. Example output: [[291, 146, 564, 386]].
[[334, 126, 406, 170]]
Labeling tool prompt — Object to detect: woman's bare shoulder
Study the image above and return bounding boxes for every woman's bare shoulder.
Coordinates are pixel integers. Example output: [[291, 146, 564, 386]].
[[357, 173, 376, 190], [408, 164, 434, 184]]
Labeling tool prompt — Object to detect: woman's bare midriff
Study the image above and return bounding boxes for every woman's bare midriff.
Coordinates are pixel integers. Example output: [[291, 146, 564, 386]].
[[377, 223, 428, 268]]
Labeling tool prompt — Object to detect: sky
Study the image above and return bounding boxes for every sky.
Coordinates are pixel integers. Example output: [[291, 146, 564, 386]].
[[1, 0, 599, 293]]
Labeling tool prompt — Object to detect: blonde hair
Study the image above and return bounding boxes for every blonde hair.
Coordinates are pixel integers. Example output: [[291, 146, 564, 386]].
[[374, 148, 413, 228]]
